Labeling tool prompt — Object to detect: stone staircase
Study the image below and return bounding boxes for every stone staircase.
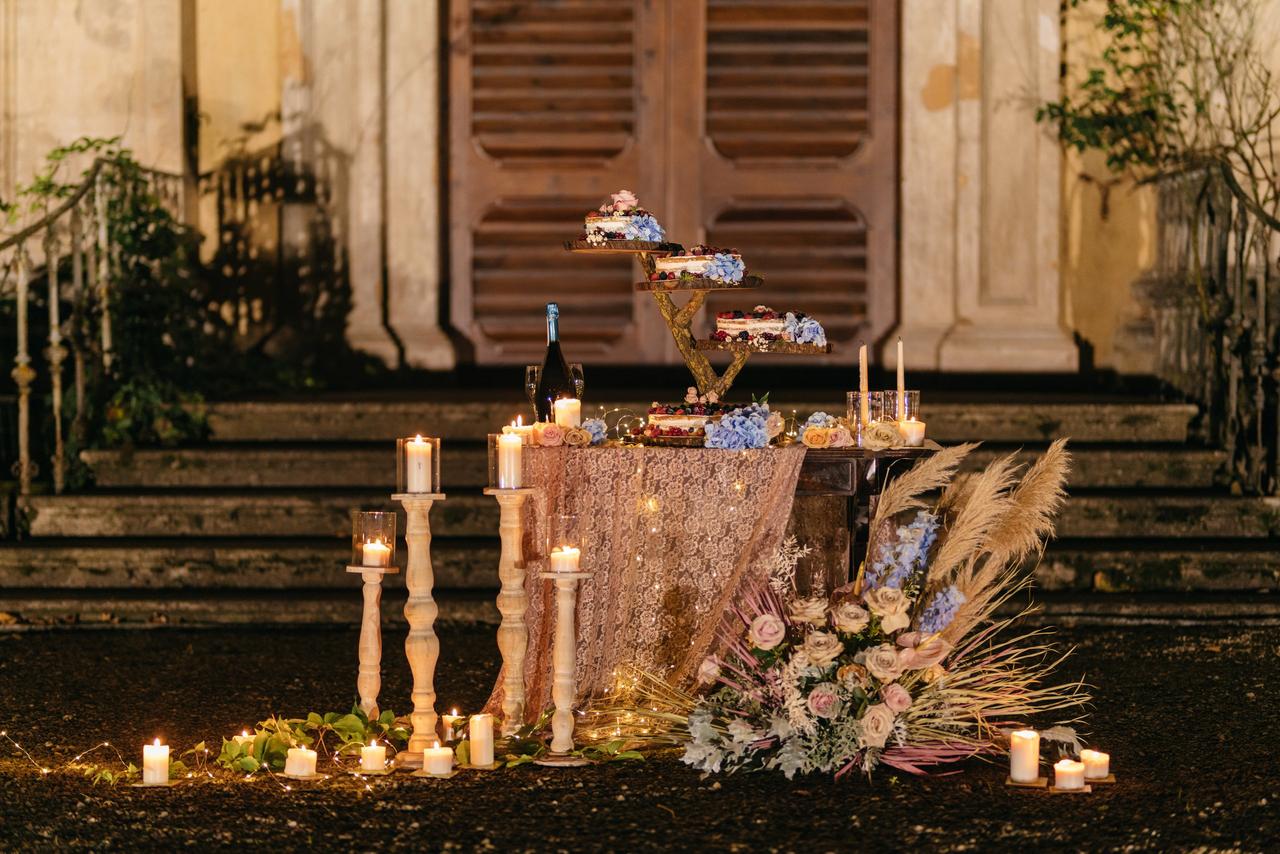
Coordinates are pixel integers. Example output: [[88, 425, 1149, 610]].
[[2, 397, 1277, 627]]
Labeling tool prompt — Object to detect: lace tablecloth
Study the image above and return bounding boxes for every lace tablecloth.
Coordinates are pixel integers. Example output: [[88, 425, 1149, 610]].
[[484, 444, 806, 722]]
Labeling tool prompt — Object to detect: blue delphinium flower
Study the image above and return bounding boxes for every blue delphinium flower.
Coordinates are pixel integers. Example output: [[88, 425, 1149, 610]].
[[785, 312, 827, 347], [864, 510, 939, 590], [919, 585, 967, 634], [705, 403, 770, 450], [704, 253, 745, 284], [624, 214, 665, 242], [582, 418, 608, 446]]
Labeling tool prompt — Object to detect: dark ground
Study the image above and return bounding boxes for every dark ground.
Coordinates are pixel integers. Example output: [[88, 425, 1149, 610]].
[[1, 621, 1277, 852]]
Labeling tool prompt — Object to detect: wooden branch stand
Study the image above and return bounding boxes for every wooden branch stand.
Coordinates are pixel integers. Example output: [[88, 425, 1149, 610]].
[[483, 486, 536, 735], [565, 240, 828, 398], [393, 492, 445, 770]]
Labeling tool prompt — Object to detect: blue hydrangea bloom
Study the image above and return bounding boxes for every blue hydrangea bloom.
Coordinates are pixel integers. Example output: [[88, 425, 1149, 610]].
[[705, 403, 770, 450], [805, 411, 836, 428], [582, 418, 608, 445], [624, 214, 664, 242], [865, 510, 939, 590], [785, 312, 827, 347], [919, 585, 967, 634], [704, 253, 745, 284]]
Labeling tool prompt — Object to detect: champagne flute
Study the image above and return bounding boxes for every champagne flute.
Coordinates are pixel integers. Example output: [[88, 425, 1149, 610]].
[[524, 365, 541, 413], [569, 363, 585, 400]]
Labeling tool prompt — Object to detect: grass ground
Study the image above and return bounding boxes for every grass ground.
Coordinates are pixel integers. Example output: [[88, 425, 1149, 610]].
[[0, 621, 1276, 852]]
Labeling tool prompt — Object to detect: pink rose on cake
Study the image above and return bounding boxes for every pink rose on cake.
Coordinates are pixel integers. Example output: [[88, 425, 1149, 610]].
[[611, 189, 639, 211]]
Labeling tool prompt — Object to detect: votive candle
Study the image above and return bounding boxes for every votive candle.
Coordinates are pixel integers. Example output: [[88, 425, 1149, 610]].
[[424, 742, 454, 776], [898, 418, 927, 447], [360, 740, 387, 772], [441, 709, 463, 742], [284, 746, 317, 778], [1054, 758, 1086, 790], [497, 431, 523, 488], [549, 546, 581, 573], [232, 730, 255, 752], [469, 714, 495, 767], [553, 397, 582, 429], [1009, 729, 1040, 783], [506, 415, 535, 444], [1081, 749, 1110, 779], [405, 435, 433, 493], [361, 539, 391, 568], [142, 738, 169, 785]]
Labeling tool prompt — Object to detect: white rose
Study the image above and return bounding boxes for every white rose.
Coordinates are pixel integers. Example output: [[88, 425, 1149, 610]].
[[801, 630, 843, 667], [831, 601, 870, 635], [748, 614, 787, 650], [864, 643, 904, 682], [697, 656, 720, 684], [789, 597, 827, 626], [859, 703, 896, 749], [864, 586, 911, 634]]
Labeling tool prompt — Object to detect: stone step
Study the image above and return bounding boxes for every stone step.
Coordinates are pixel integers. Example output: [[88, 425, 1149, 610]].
[[81, 444, 1226, 490], [208, 400, 1196, 443], [22, 491, 1275, 540], [0, 540, 1273, 595]]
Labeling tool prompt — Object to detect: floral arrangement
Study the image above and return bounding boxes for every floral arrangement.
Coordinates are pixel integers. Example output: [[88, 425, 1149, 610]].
[[799, 412, 855, 449], [504, 419, 608, 448], [587, 440, 1086, 780], [704, 399, 785, 450]]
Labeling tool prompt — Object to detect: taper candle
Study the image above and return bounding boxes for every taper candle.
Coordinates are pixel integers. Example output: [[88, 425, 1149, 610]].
[[896, 338, 905, 419], [858, 342, 870, 426], [405, 435, 433, 493], [497, 431, 523, 488]]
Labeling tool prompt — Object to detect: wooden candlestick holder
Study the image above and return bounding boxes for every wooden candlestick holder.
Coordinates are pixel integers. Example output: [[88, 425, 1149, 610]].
[[392, 493, 445, 770], [483, 487, 537, 735], [346, 563, 398, 718], [535, 570, 593, 767]]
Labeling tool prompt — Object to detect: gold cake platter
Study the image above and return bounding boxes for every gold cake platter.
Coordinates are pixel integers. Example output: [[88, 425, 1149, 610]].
[[563, 239, 677, 254]]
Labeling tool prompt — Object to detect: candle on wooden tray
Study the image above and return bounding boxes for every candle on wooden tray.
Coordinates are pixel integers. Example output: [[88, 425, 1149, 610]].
[[553, 397, 582, 429], [1081, 749, 1110, 780], [858, 342, 870, 426], [469, 714, 495, 767], [361, 539, 391, 568], [1054, 758, 1086, 790], [1009, 729, 1040, 783], [441, 709, 463, 742], [549, 546, 581, 573], [896, 338, 906, 419], [898, 418, 927, 447], [142, 738, 169, 785], [284, 746, 317, 778], [497, 431, 523, 488], [424, 741, 454, 776], [360, 740, 387, 772], [405, 434, 433, 493]]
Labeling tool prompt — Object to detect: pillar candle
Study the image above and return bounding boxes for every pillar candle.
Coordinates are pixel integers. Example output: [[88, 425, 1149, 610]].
[[507, 416, 536, 445], [360, 740, 387, 772], [405, 435, 433, 493], [1009, 729, 1040, 783], [441, 710, 463, 742], [284, 746, 317, 778], [1081, 749, 1110, 779], [896, 338, 906, 419], [553, 398, 582, 429], [898, 419, 927, 447], [858, 343, 870, 426], [549, 546, 581, 573], [1054, 758, 1086, 790], [424, 742, 454, 776], [361, 540, 391, 568], [497, 432, 523, 488], [232, 731, 255, 752], [142, 739, 169, 785], [469, 714, 495, 767]]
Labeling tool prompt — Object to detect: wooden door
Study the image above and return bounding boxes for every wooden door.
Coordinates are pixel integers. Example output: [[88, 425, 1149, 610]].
[[449, 0, 898, 365]]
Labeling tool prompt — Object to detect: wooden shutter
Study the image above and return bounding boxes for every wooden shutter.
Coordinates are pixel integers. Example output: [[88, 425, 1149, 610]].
[[449, 0, 669, 363]]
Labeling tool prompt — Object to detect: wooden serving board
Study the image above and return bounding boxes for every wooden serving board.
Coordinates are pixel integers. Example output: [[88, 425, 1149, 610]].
[[635, 275, 764, 292]]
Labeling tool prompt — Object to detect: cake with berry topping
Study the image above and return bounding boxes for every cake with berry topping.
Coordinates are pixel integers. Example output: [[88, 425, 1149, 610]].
[[652, 245, 746, 285], [643, 400, 731, 440], [712, 306, 828, 347], [583, 190, 665, 245]]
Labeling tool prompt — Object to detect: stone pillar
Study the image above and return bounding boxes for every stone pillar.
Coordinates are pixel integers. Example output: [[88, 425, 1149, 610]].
[[895, 0, 1077, 372]]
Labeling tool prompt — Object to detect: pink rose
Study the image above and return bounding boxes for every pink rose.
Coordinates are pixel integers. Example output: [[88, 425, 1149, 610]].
[[611, 189, 639, 211], [831, 601, 870, 635], [535, 422, 564, 447], [806, 682, 842, 720], [697, 656, 720, 685], [897, 632, 952, 670], [827, 426, 855, 448], [882, 682, 913, 713], [748, 614, 786, 651], [859, 703, 896, 749]]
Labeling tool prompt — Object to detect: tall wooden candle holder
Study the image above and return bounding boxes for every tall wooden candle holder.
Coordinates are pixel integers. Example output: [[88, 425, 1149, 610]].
[[347, 564, 396, 717], [535, 570, 593, 767], [483, 487, 536, 735], [393, 492, 445, 770]]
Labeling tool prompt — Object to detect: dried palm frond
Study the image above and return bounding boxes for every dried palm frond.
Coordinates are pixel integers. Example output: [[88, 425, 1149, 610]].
[[925, 452, 1021, 587], [982, 439, 1071, 570], [867, 442, 977, 559]]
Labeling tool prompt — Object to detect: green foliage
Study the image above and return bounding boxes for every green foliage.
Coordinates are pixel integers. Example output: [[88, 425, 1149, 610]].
[[99, 379, 208, 448], [215, 706, 410, 773], [77, 762, 138, 787]]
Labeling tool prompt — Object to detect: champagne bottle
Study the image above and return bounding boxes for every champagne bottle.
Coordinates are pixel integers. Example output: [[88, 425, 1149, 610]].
[[535, 302, 574, 421]]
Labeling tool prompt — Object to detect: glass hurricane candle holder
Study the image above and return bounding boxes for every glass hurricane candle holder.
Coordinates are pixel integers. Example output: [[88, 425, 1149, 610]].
[[547, 513, 585, 573], [397, 435, 442, 494], [352, 511, 397, 569], [846, 390, 885, 427], [883, 390, 920, 422], [488, 432, 525, 489]]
